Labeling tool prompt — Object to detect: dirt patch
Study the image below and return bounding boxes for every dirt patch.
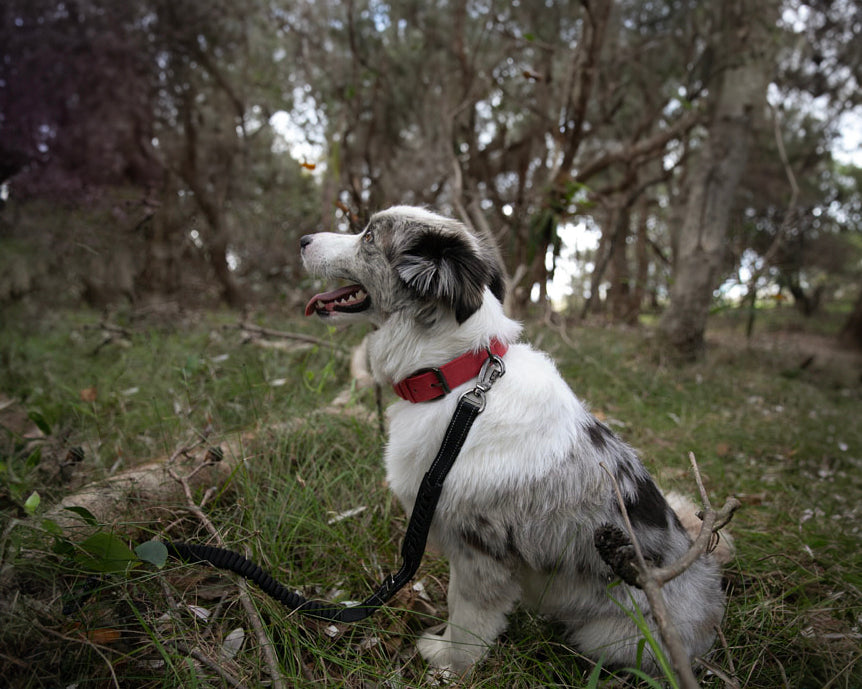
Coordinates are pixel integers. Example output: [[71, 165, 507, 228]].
[[708, 329, 862, 382], [0, 394, 45, 440]]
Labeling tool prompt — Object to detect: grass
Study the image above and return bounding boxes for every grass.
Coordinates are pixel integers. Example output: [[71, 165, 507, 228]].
[[1, 304, 861, 687]]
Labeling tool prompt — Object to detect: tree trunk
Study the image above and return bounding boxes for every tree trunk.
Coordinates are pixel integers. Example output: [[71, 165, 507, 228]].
[[627, 197, 651, 324], [839, 287, 862, 349], [581, 207, 615, 319], [658, 2, 778, 360], [607, 204, 632, 322], [788, 279, 823, 317], [207, 214, 246, 309]]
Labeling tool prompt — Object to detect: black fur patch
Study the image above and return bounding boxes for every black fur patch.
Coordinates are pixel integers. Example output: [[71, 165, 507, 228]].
[[623, 475, 669, 530], [586, 419, 615, 450], [489, 269, 506, 304], [395, 231, 492, 323]]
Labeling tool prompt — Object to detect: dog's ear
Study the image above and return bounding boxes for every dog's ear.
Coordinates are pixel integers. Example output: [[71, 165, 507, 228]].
[[395, 231, 493, 323]]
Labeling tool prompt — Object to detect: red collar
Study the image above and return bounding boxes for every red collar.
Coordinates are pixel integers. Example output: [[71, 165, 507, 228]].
[[392, 340, 509, 403]]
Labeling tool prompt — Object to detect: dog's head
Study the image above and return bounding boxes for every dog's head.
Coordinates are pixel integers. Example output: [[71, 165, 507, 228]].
[[301, 206, 505, 326]]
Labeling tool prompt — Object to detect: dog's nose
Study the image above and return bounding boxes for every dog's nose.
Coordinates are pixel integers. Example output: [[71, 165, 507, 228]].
[[300, 235, 313, 250]]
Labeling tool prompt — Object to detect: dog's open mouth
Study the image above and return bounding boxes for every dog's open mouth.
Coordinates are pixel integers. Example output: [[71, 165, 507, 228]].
[[304, 284, 371, 317]]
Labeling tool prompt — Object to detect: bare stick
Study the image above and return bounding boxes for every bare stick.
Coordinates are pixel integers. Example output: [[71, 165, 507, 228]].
[[186, 646, 249, 689], [652, 456, 740, 584], [689, 451, 712, 510], [157, 580, 249, 689], [600, 463, 651, 574], [168, 460, 286, 689], [234, 321, 345, 351], [601, 463, 701, 688], [696, 656, 741, 689], [599, 456, 740, 689], [715, 625, 737, 678]]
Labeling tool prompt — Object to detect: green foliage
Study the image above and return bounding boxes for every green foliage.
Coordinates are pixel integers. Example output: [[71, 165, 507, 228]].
[[606, 582, 677, 688], [22, 491, 40, 516], [135, 540, 168, 569], [74, 532, 138, 574]]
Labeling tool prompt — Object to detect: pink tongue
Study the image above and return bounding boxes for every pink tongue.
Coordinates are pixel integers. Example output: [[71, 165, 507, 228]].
[[304, 284, 362, 316]]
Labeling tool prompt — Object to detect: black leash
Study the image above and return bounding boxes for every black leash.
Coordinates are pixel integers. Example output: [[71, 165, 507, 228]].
[[165, 351, 505, 623]]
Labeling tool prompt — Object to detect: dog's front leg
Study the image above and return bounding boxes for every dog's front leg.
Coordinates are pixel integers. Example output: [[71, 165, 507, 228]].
[[417, 552, 519, 675]]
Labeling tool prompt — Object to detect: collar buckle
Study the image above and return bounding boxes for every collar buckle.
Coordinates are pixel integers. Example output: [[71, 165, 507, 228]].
[[423, 367, 451, 395]]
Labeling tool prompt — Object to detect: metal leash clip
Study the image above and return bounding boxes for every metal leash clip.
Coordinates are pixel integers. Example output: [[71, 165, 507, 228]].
[[459, 348, 506, 413]]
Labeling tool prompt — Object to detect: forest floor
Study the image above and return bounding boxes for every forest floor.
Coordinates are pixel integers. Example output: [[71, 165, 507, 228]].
[[1, 303, 861, 688]]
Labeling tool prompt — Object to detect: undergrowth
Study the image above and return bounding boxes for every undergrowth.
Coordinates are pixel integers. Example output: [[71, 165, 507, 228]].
[[1, 306, 860, 687]]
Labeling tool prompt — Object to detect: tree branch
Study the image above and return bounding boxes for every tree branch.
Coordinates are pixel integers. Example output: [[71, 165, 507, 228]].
[[575, 106, 702, 183], [232, 321, 347, 353], [597, 454, 741, 688]]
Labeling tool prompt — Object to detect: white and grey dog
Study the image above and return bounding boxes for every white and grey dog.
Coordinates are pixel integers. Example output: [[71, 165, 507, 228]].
[[300, 206, 728, 675]]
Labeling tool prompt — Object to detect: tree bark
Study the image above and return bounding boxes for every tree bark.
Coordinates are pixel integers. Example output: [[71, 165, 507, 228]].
[[607, 204, 632, 322], [839, 287, 862, 349], [206, 216, 246, 309], [659, 2, 778, 360], [627, 196, 651, 324]]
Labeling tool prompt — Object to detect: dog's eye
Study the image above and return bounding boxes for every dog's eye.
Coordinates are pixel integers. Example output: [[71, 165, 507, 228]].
[[363, 230, 374, 244]]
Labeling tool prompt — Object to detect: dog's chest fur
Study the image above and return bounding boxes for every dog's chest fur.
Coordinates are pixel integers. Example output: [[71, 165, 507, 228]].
[[381, 342, 611, 557]]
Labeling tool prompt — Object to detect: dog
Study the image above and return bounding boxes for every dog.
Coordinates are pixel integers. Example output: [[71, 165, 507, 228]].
[[300, 206, 729, 675]]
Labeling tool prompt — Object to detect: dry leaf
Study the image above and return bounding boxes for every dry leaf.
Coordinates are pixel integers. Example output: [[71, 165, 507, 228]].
[[734, 492, 767, 505], [221, 627, 245, 660], [187, 604, 211, 621], [88, 628, 121, 644]]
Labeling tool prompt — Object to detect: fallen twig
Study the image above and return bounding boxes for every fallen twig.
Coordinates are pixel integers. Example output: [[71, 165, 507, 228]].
[[185, 645, 248, 689], [234, 321, 345, 353], [156, 580, 249, 689], [38, 437, 236, 532], [167, 458, 286, 689], [598, 454, 741, 689]]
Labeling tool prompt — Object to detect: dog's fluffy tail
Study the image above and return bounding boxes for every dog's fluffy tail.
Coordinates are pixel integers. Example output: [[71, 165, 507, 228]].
[[665, 491, 736, 565]]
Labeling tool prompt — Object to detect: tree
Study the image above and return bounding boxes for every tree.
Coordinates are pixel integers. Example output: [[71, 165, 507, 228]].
[[0, 0, 317, 308], [659, 1, 780, 360], [0, 1, 160, 195], [279, 0, 712, 316]]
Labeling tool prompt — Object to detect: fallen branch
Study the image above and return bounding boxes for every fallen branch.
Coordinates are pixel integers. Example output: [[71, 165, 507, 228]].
[[234, 321, 346, 353], [34, 377, 376, 536], [167, 459, 286, 689], [597, 453, 741, 689], [40, 438, 241, 532]]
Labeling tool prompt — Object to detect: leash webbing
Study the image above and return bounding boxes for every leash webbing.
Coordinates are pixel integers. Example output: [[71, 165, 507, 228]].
[[164, 351, 504, 623]]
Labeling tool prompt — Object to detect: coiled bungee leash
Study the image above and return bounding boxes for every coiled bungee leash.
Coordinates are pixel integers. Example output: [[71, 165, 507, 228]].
[[165, 351, 505, 623]]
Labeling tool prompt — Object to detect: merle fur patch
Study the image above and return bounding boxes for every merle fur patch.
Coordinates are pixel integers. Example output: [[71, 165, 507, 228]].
[[459, 517, 521, 563]]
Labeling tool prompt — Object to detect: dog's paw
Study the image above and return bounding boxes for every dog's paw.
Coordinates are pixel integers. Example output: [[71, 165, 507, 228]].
[[417, 629, 479, 677], [417, 630, 454, 669]]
